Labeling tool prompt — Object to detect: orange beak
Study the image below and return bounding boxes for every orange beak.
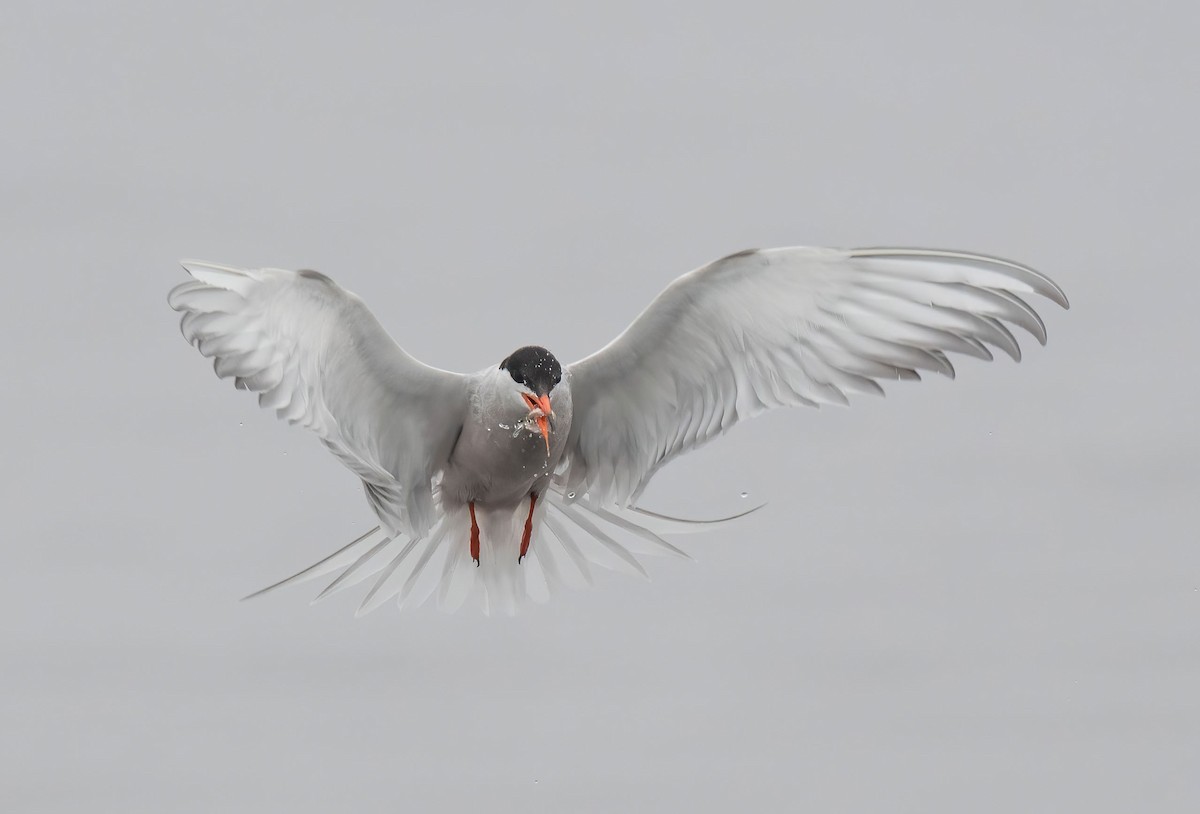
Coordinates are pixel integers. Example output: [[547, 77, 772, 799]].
[[522, 393, 554, 454]]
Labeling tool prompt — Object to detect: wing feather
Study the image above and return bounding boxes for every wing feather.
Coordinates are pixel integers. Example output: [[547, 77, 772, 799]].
[[564, 246, 1068, 505], [169, 261, 469, 536]]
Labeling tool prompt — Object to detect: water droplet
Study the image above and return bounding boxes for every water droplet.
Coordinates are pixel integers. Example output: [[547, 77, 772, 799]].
[[739, 491, 748, 498]]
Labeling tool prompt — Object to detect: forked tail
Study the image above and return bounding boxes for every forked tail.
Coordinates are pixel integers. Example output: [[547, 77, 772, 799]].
[[243, 489, 762, 616]]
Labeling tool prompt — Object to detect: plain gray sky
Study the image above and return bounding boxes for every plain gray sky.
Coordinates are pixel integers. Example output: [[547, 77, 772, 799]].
[[3, 1, 1197, 811]]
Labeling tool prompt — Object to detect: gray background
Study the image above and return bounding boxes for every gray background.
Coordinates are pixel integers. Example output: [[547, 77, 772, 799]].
[[3, 1, 1197, 811]]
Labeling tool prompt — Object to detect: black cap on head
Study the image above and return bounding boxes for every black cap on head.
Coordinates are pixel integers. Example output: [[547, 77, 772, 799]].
[[500, 345, 562, 396]]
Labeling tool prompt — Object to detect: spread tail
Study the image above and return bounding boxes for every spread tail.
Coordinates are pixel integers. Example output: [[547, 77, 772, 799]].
[[243, 488, 762, 616]]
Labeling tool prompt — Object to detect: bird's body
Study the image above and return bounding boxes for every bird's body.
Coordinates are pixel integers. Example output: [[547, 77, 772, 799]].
[[169, 245, 1068, 615], [441, 363, 573, 508], [431, 363, 575, 610]]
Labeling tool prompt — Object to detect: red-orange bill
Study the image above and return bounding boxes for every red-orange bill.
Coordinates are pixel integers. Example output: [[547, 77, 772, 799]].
[[522, 393, 553, 453]]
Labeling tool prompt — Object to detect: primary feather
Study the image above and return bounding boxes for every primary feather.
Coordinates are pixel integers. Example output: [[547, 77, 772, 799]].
[[561, 247, 1068, 506]]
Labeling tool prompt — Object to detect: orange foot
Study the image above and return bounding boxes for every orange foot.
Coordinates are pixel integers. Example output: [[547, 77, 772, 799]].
[[469, 501, 480, 566], [519, 493, 538, 563]]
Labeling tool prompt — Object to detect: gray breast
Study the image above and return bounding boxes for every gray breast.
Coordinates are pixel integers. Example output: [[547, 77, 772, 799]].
[[441, 379, 573, 506]]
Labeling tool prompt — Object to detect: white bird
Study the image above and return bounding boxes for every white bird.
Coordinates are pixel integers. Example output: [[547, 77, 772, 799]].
[[168, 246, 1068, 615]]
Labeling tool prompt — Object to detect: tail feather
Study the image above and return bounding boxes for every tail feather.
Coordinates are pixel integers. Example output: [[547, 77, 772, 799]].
[[532, 525, 568, 591], [312, 535, 395, 602], [241, 525, 383, 600], [551, 502, 649, 580], [436, 532, 474, 613], [542, 513, 595, 589], [355, 537, 423, 616], [397, 532, 446, 611], [614, 502, 765, 534], [521, 542, 553, 605], [242, 488, 759, 615], [584, 504, 693, 560]]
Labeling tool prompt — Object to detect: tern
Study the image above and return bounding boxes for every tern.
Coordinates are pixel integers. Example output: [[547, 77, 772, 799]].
[[169, 246, 1068, 615]]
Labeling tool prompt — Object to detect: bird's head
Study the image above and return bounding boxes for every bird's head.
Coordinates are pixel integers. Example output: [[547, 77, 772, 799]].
[[499, 345, 562, 453]]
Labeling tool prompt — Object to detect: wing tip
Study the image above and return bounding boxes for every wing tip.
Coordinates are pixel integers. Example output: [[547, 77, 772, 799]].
[[849, 246, 1071, 310], [179, 258, 238, 274]]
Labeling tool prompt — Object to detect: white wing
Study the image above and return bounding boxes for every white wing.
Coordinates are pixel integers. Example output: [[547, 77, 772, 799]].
[[168, 261, 470, 537], [562, 246, 1069, 505]]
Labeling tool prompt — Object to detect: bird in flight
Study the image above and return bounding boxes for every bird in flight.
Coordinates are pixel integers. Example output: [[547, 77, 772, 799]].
[[169, 246, 1068, 615]]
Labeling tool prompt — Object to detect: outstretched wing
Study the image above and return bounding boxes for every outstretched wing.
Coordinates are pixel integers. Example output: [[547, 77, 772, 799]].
[[562, 246, 1069, 505], [168, 261, 470, 537]]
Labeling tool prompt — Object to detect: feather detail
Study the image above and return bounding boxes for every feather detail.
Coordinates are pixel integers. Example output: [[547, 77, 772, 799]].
[[170, 260, 470, 540], [564, 246, 1066, 506], [242, 488, 715, 614]]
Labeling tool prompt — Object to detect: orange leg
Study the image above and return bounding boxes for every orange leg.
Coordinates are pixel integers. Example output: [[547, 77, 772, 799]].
[[519, 493, 538, 563], [469, 501, 481, 566]]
